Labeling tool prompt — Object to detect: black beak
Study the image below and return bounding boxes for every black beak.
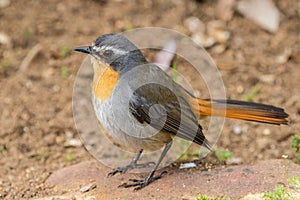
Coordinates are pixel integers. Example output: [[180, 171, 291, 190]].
[[73, 46, 92, 54]]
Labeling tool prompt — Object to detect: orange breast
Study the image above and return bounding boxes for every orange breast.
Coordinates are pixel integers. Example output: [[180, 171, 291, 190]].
[[93, 66, 119, 101]]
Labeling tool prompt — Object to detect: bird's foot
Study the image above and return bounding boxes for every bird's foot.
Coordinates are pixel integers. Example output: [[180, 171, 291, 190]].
[[108, 161, 155, 177], [118, 171, 167, 191]]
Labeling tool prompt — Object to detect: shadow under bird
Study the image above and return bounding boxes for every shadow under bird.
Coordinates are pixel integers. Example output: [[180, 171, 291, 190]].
[[74, 33, 288, 190]]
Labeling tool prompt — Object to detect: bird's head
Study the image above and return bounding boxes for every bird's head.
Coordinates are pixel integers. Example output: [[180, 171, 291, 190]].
[[74, 33, 147, 74]]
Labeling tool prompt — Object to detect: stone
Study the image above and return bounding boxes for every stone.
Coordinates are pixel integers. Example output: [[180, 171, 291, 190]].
[[45, 159, 300, 199]]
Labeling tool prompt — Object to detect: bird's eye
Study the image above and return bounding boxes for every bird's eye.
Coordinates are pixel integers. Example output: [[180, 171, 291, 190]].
[[103, 50, 113, 57]]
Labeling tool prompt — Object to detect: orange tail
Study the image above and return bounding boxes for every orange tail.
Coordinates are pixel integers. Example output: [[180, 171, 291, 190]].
[[197, 99, 289, 125]]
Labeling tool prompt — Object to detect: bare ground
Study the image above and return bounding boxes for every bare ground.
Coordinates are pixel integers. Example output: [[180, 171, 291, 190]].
[[0, 0, 299, 199]]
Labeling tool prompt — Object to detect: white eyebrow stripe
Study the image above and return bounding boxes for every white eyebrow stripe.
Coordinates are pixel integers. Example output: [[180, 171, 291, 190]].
[[92, 45, 128, 55], [103, 45, 128, 55]]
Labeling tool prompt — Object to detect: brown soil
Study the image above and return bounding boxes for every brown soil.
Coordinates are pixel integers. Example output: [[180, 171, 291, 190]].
[[0, 0, 299, 199]]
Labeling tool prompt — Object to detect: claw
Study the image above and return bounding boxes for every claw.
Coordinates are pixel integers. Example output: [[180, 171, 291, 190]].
[[107, 170, 120, 177], [118, 171, 168, 190], [112, 143, 172, 190]]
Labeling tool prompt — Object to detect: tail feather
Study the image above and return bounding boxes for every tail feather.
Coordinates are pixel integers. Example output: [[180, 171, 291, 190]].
[[197, 99, 289, 125]]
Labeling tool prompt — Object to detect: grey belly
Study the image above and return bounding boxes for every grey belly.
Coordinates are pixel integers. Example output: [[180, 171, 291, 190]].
[[92, 95, 172, 152]]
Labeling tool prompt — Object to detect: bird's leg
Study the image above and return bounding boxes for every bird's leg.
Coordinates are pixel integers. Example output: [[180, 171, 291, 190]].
[[118, 141, 172, 190], [108, 149, 155, 176]]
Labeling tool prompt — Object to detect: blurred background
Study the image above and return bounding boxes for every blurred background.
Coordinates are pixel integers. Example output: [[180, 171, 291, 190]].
[[0, 0, 299, 198]]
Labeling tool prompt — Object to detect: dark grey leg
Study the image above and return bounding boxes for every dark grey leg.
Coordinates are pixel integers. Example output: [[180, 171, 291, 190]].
[[118, 141, 173, 190], [108, 149, 155, 176]]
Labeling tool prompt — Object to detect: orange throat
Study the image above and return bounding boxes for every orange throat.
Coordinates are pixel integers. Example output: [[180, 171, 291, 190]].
[[92, 59, 119, 101]]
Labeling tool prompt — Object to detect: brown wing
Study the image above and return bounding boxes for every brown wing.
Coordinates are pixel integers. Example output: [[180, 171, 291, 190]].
[[129, 83, 211, 150]]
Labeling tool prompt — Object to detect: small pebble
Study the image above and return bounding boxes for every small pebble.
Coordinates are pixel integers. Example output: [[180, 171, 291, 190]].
[[64, 138, 82, 147], [211, 44, 226, 54], [0, 0, 10, 8], [52, 85, 60, 92], [192, 33, 215, 48], [233, 125, 242, 134], [25, 81, 33, 89], [236, 85, 244, 93], [65, 131, 74, 139], [236, 0, 280, 33], [275, 48, 292, 64], [281, 155, 288, 159], [262, 128, 271, 135], [0, 32, 11, 47], [179, 162, 197, 169], [23, 127, 29, 133], [259, 74, 275, 83], [206, 20, 231, 45], [227, 157, 243, 165], [184, 16, 205, 34], [79, 183, 97, 193], [211, 29, 231, 44]]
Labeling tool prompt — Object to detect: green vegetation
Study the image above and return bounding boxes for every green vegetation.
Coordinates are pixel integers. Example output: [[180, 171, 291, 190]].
[[179, 147, 204, 161], [262, 185, 290, 200], [242, 83, 261, 101], [0, 145, 7, 153], [291, 134, 300, 160], [31, 148, 49, 161], [125, 22, 133, 30], [23, 27, 33, 46], [172, 62, 177, 82], [288, 176, 300, 191], [196, 194, 230, 200], [196, 194, 210, 200], [59, 44, 71, 58], [0, 58, 11, 71], [64, 151, 75, 162], [60, 66, 69, 78], [215, 148, 233, 161], [176, 138, 204, 161]]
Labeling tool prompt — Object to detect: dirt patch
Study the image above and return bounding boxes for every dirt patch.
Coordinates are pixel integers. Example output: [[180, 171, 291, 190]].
[[0, 0, 299, 199]]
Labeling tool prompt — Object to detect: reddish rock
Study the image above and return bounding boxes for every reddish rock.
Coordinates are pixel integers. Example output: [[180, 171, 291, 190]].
[[45, 159, 300, 199]]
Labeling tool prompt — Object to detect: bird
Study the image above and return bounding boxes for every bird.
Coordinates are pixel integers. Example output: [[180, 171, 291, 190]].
[[74, 33, 289, 190]]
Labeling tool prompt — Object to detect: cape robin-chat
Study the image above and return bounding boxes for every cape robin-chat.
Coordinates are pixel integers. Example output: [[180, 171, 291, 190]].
[[74, 33, 288, 190]]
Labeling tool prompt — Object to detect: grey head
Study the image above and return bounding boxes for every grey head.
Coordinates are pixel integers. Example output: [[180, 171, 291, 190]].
[[74, 33, 147, 74]]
